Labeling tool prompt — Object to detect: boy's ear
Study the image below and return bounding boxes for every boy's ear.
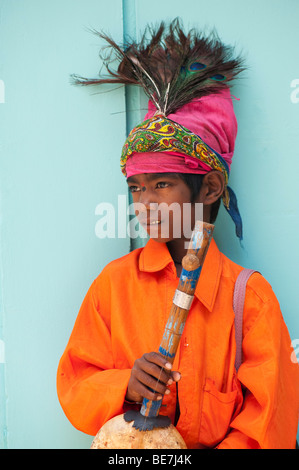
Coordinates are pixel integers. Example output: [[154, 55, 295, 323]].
[[197, 171, 225, 205]]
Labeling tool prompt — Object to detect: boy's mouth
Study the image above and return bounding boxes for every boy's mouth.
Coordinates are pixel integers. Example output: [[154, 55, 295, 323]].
[[140, 218, 162, 227], [148, 219, 161, 225]]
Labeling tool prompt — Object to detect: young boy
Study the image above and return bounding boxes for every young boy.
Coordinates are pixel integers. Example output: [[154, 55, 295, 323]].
[[57, 21, 299, 448]]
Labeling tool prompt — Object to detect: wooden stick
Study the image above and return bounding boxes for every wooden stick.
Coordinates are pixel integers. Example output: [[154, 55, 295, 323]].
[[140, 221, 214, 418]]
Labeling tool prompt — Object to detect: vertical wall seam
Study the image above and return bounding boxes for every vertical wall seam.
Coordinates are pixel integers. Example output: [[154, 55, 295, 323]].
[[122, 0, 147, 251], [122, 0, 139, 252], [122, 0, 139, 144], [122, 0, 137, 132], [0, 0, 8, 449], [0, 195, 8, 449]]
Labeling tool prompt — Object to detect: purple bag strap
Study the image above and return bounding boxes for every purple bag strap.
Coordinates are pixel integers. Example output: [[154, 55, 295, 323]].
[[233, 269, 258, 372]]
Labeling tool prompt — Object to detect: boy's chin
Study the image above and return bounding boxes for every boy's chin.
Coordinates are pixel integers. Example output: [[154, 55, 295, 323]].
[[148, 235, 173, 243], [146, 231, 187, 244]]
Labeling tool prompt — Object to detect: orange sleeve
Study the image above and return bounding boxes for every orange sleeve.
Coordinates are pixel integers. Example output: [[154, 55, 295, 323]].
[[217, 292, 299, 449], [56, 279, 131, 436]]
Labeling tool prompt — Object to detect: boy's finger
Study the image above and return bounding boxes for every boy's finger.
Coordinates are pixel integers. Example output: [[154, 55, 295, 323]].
[[139, 360, 170, 384], [171, 371, 181, 382], [144, 351, 172, 369], [135, 369, 168, 396], [133, 380, 163, 401]]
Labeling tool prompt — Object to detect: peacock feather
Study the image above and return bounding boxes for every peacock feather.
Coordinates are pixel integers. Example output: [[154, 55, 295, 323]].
[[71, 18, 244, 116]]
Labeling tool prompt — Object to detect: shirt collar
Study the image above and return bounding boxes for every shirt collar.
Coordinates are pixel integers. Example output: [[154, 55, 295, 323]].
[[139, 237, 222, 312]]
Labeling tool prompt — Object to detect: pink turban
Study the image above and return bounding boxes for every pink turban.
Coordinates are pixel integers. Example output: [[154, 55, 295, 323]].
[[126, 87, 237, 178]]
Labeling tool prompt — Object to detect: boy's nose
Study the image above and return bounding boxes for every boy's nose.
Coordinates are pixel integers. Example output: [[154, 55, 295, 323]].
[[138, 187, 158, 210], [134, 189, 159, 218]]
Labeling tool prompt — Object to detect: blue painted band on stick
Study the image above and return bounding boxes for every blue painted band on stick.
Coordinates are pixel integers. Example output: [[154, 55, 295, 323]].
[[141, 390, 163, 417], [159, 346, 176, 358], [180, 266, 202, 289]]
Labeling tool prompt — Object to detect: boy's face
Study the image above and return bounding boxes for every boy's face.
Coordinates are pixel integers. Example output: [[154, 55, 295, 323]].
[[127, 173, 203, 243]]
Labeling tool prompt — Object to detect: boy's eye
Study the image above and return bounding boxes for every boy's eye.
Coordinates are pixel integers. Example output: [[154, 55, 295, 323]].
[[128, 181, 170, 192], [156, 182, 169, 189], [128, 186, 140, 193]]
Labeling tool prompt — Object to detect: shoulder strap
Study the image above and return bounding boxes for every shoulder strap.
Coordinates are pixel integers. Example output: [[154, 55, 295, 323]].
[[233, 269, 258, 372]]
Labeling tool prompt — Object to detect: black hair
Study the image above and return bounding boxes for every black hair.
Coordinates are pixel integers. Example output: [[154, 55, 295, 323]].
[[178, 173, 221, 224]]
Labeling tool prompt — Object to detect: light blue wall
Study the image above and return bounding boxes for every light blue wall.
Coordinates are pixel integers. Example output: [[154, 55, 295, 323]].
[[0, 0, 128, 449], [0, 0, 298, 448]]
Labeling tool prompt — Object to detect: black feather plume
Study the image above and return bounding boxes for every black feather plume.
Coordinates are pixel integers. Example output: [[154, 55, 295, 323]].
[[71, 18, 245, 115]]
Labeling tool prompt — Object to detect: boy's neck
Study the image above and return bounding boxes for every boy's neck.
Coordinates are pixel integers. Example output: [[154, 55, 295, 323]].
[[167, 238, 188, 265]]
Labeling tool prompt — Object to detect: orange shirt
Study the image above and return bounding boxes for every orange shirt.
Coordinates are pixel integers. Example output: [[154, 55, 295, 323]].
[[57, 239, 299, 449]]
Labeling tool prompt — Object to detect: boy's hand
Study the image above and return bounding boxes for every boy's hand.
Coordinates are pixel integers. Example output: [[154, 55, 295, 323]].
[[125, 352, 181, 403]]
